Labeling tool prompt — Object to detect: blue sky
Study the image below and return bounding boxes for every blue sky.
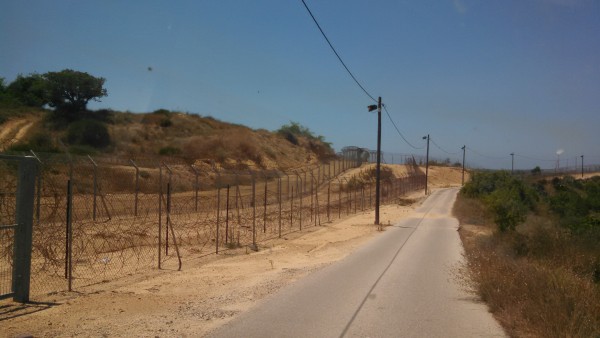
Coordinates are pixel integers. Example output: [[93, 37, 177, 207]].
[[1, 0, 599, 169]]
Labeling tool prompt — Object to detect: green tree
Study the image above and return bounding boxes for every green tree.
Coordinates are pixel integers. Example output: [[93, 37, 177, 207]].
[[6, 73, 48, 107], [44, 69, 107, 121]]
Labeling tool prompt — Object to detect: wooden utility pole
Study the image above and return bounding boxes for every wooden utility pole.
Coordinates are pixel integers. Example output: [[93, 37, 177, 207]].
[[461, 145, 466, 185], [375, 97, 382, 225]]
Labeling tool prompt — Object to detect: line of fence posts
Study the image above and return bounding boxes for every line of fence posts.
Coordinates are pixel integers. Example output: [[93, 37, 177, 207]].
[[22, 155, 428, 293]]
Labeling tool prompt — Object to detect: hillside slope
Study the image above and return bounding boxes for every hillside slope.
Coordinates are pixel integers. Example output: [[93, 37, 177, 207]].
[[0, 110, 334, 170]]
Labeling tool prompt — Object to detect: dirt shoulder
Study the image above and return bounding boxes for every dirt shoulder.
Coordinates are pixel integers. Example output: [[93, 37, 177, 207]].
[[2, 190, 430, 338]]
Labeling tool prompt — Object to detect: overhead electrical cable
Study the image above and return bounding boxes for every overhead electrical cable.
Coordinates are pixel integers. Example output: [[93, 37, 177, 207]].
[[514, 153, 558, 162], [431, 138, 460, 155], [466, 146, 508, 160], [300, 0, 377, 103], [382, 105, 424, 150], [300, 0, 424, 152]]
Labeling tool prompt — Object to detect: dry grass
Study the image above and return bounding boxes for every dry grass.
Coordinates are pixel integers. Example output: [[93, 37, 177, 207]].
[[454, 194, 600, 338]]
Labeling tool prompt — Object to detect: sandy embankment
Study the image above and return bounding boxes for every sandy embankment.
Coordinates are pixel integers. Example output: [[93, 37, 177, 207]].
[[2, 167, 465, 338]]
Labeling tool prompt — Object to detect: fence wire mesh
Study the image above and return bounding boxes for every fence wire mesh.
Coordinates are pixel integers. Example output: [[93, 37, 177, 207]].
[[0, 160, 18, 298], [2, 153, 426, 298]]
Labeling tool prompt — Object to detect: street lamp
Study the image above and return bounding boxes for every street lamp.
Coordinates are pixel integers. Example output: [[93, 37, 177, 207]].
[[510, 153, 514, 174], [422, 134, 430, 195], [461, 145, 466, 185], [367, 97, 382, 225], [581, 155, 584, 178]]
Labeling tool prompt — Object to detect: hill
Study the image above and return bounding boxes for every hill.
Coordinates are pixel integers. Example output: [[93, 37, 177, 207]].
[[0, 109, 335, 171]]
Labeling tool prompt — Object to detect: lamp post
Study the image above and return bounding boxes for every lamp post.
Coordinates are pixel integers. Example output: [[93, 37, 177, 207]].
[[367, 97, 382, 225], [461, 145, 466, 185], [422, 134, 430, 195], [581, 155, 584, 178], [510, 153, 514, 174]]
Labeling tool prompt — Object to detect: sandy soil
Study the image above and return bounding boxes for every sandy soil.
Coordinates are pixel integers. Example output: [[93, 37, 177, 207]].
[[1, 169, 463, 338], [0, 117, 38, 150]]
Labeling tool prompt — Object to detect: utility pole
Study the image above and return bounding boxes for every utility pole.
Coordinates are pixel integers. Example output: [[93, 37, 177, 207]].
[[375, 97, 382, 225], [510, 153, 514, 174], [423, 134, 430, 195], [368, 97, 382, 225], [461, 145, 466, 185], [581, 155, 584, 178]]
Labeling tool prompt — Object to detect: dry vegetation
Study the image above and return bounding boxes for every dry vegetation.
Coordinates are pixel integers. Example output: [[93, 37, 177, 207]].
[[2, 109, 335, 171], [454, 173, 600, 338]]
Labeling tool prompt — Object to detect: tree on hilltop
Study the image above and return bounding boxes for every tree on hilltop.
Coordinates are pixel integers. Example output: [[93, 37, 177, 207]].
[[44, 69, 107, 122], [6, 73, 48, 107]]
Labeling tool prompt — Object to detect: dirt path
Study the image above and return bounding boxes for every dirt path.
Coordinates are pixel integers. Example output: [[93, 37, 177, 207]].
[[0, 116, 38, 150]]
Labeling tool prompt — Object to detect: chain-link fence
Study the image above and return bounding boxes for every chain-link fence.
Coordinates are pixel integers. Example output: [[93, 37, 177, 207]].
[[0, 159, 18, 299], [2, 152, 426, 299]]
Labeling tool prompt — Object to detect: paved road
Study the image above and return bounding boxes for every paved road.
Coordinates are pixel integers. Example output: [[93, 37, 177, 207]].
[[209, 188, 505, 338]]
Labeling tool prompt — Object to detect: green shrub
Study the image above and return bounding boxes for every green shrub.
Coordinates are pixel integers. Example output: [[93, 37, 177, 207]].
[[159, 146, 181, 156], [462, 171, 538, 231], [276, 121, 333, 155], [67, 119, 111, 148], [152, 108, 171, 116], [281, 130, 298, 145], [159, 117, 172, 127]]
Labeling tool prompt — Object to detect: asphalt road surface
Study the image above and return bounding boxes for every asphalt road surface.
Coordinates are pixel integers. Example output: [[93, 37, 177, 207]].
[[209, 188, 506, 338]]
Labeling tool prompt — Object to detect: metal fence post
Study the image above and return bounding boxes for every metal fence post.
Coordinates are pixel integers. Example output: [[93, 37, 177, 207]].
[[335, 178, 340, 219], [191, 164, 200, 212], [250, 171, 257, 251], [296, 171, 302, 230], [216, 170, 221, 254], [310, 170, 314, 223], [158, 164, 162, 269], [327, 181, 331, 222], [88, 155, 98, 221], [225, 184, 230, 244], [290, 186, 294, 229], [12, 157, 37, 302], [164, 163, 173, 256], [66, 178, 73, 291], [278, 177, 282, 238], [30, 151, 42, 226], [130, 160, 140, 217], [263, 172, 267, 233]]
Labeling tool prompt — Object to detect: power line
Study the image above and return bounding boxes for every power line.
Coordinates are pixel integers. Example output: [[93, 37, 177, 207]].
[[382, 105, 424, 150], [431, 138, 460, 155], [514, 153, 556, 162], [300, 0, 377, 103], [300, 0, 424, 152], [466, 146, 509, 160]]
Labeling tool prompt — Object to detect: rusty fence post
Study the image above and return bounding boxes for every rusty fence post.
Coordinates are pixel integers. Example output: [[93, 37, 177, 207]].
[[130, 160, 140, 217]]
